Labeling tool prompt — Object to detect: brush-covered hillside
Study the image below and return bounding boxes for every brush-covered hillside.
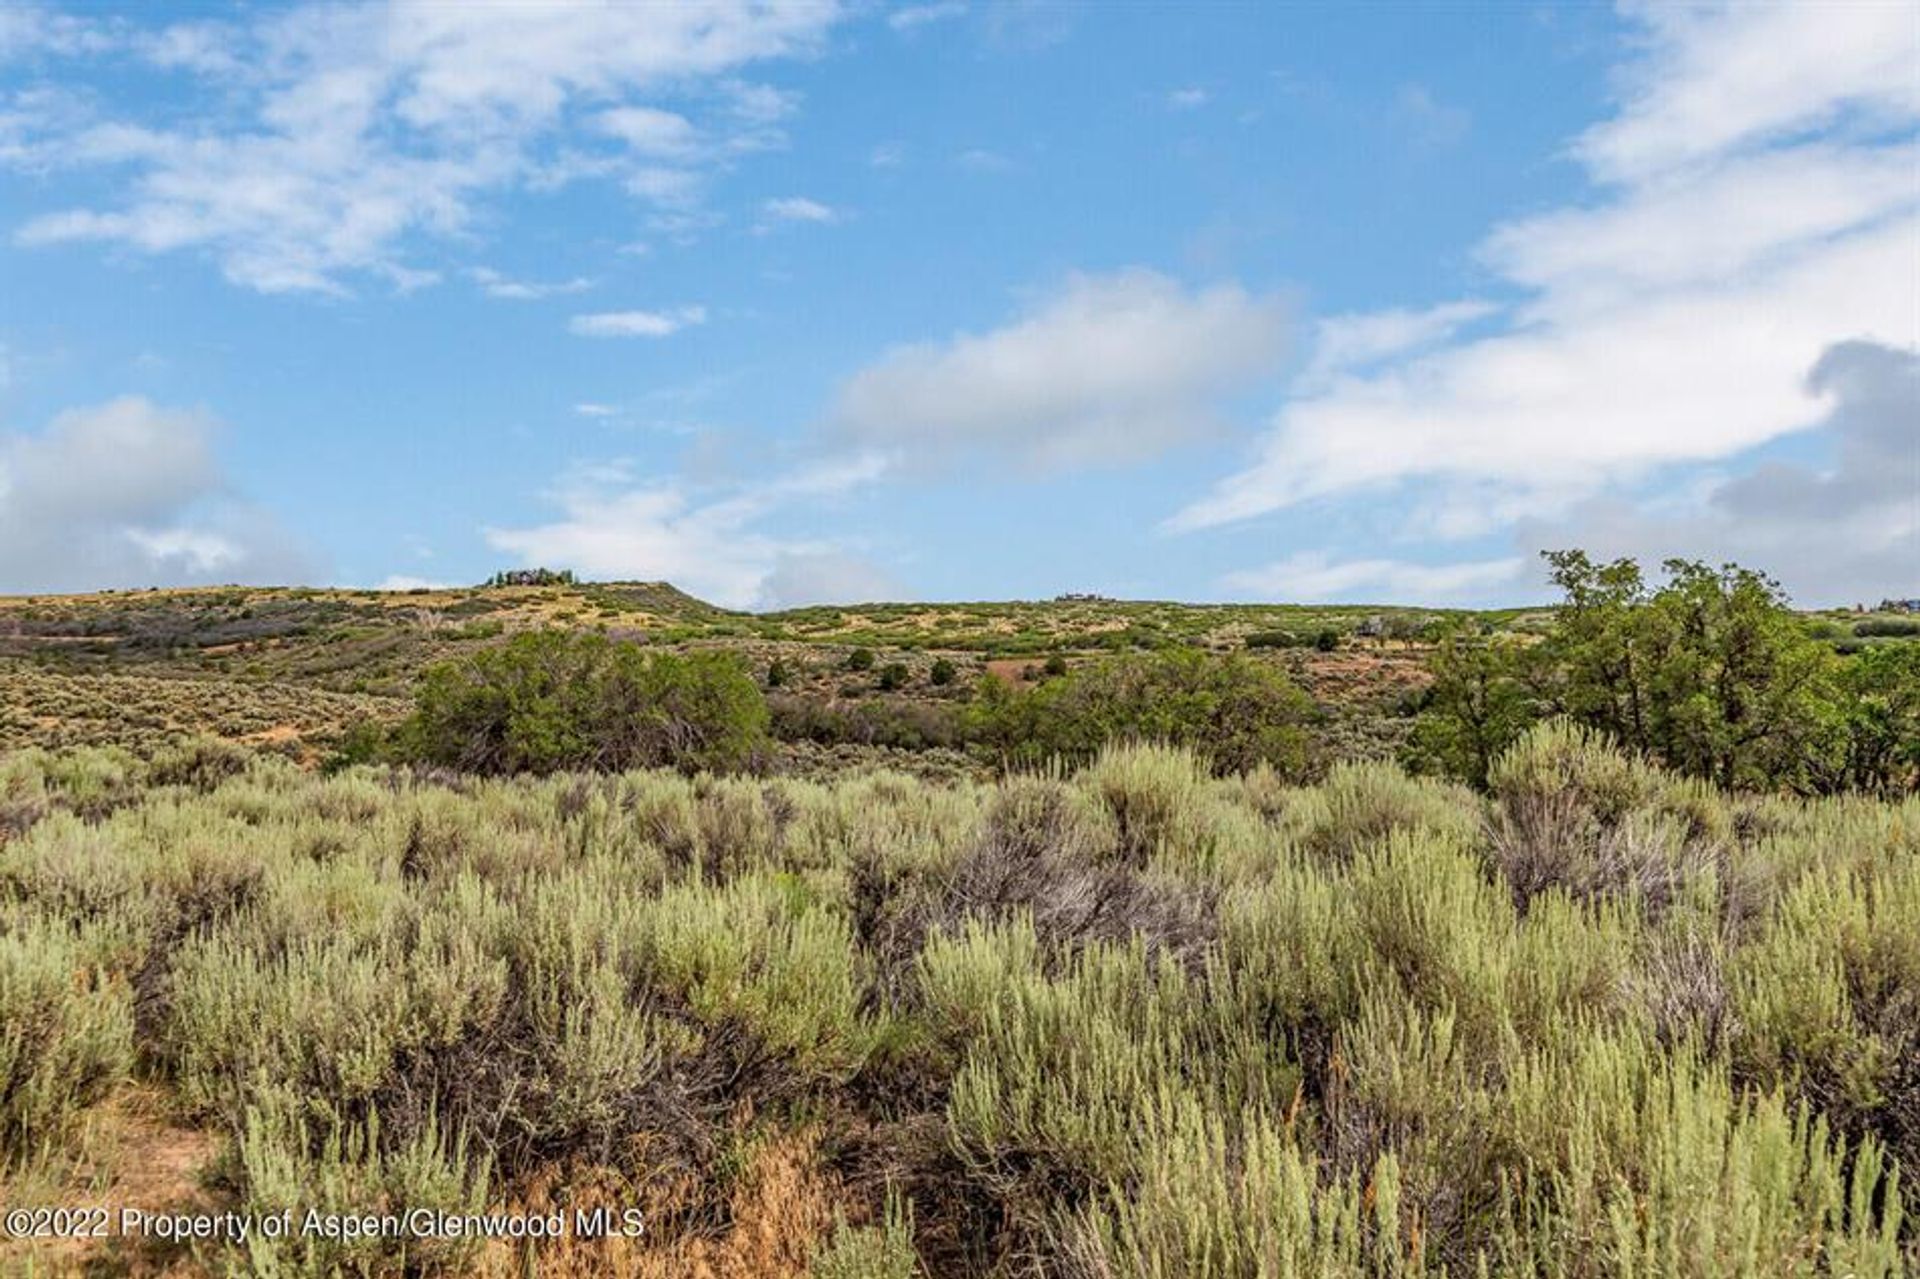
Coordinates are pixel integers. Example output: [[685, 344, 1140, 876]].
[[0, 577, 1500, 768]]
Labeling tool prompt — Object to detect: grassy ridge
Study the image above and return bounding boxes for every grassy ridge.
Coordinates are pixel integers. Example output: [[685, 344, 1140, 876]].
[[2, 725, 1913, 1275]]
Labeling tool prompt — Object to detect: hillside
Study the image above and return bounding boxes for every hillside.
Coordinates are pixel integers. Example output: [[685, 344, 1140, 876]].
[[0, 581, 1501, 765]]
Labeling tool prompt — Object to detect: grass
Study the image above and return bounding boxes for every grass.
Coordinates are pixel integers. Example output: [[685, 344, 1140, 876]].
[[0, 724, 1913, 1275]]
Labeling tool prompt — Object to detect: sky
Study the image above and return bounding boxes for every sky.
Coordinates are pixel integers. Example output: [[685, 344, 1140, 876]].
[[0, 0, 1915, 610]]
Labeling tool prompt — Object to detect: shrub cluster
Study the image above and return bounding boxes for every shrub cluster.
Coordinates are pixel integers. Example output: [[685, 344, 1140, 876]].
[[966, 647, 1315, 776], [397, 630, 769, 775], [2, 727, 1914, 1275]]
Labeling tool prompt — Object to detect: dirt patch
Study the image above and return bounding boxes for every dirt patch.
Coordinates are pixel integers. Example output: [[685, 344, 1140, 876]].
[[476, 1128, 850, 1279], [985, 658, 1039, 686], [0, 1085, 221, 1276]]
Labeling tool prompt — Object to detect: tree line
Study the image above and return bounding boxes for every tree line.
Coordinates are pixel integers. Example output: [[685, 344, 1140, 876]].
[[361, 550, 1918, 797]]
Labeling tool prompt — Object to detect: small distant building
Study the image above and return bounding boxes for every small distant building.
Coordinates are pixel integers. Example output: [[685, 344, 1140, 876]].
[[1878, 598, 1920, 614], [1054, 592, 1115, 603]]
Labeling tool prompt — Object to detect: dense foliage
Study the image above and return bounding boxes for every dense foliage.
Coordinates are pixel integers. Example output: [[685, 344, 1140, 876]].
[[401, 630, 769, 775], [966, 647, 1315, 775], [1, 729, 1913, 1275], [1411, 552, 1920, 793]]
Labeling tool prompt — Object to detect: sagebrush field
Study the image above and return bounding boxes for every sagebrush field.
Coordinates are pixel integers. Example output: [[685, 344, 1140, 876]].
[[2, 562, 1917, 1276], [2, 725, 1915, 1276]]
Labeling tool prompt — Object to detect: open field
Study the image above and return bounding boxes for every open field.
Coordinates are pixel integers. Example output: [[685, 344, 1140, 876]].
[[2, 727, 1914, 1276]]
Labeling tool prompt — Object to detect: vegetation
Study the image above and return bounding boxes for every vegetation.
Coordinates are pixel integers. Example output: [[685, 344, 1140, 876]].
[[400, 630, 769, 775], [1, 727, 1914, 1275], [966, 647, 1315, 775], [1410, 553, 1920, 795]]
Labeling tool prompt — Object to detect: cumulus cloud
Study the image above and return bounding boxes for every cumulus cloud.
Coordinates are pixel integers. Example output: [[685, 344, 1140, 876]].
[[569, 306, 706, 338], [0, 397, 314, 591], [1172, 3, 1919, 539], [5, 2, 843, 291], [484, 453, 887, 609], [1524, 340, 1919, 608], [832, 269, 1290, 471], [1220, 551, 1527, 605]]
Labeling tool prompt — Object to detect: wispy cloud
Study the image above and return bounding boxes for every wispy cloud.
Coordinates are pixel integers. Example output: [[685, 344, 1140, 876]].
[[888, 2, 965, 32], [762, 195, 838, 224], [1221, 551, 1528, 605], [1166, 87, 1208, 111], [955, 147, 1014, 173], [469, 267, 593, 301], [569, 307, 707, 339], [5, 2, 844, 292], [1172, 2, 1918, 548], [484, 452, 889, 608], [1393, 83, 1470, 147]]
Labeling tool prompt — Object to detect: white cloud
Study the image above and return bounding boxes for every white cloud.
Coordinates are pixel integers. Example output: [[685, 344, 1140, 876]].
[[1300, 300, 1494, 388], [469, 266, 593, 300], [0, 5, 115, 60], [1525, 340, 1920, 608], [376, 573, 455, 590], [833, 269, 1290, 470], [763, 195, 836, 223], [1576, 1, 1920, 184], [484, 452, 886, 609], [1171, 2, 1919, 537], [888, 2, 965, 32], [0, 397, 313, 591], [1220, 551, 1528, 605], [593, 105, 700, 157], [1167, 87, 1208, 110], [573, 402, 619, 418], [569, 306, 707, 338], [6, 2, 844, 291]]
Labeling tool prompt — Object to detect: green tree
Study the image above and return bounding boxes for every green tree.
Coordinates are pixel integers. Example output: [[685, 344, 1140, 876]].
[[1407, 627, 1539, 787], [1633, 559, 1835, 790], [1457, 552, 1844, 792], [404, 630, 767, 775], [1828, 644, 1920, 794]]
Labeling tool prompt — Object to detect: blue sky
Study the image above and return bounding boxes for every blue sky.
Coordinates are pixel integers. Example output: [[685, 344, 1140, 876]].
[[1, 1, 1915, 608]]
